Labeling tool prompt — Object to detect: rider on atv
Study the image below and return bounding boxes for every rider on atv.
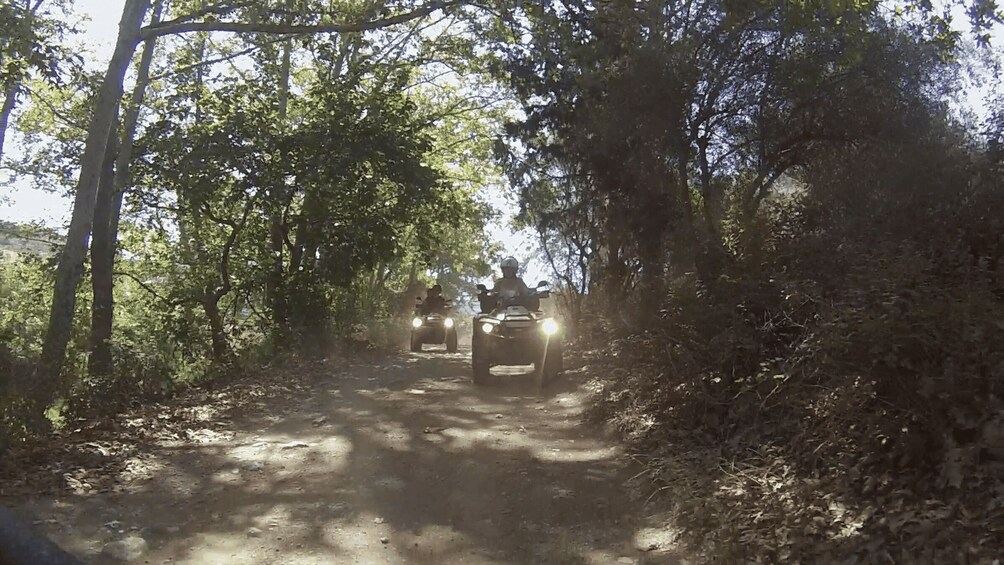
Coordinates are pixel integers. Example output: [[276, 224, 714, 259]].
[[411, 284, 457, 352], [480, 257, 539, 311], [421, 284, 448, 315], [472, 256, 561, 384]]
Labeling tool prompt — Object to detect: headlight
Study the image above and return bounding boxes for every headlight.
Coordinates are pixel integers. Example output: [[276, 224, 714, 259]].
[[444, 318, 455, 328], [481, 323, 494, 334], [411, 317, 423, 328], [541, 319, 559, 335]]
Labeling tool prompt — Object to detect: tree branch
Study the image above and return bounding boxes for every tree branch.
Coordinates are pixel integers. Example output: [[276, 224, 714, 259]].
[[24, 85, 89, 132], [153, 0, 258, 28], [0, 227, 61, 247], [140, 1, 461, 40], [114, 270, 187, 307], [538, 228, 580, 294], [149, 44, 264, 81], [240, 282, 271, 325]]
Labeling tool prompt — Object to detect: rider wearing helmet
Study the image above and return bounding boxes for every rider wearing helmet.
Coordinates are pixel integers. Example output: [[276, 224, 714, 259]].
[[492, 256, 530, 301]]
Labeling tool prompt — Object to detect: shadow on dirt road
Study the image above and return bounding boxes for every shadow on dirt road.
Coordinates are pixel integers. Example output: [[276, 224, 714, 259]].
[[12, 346, 685, 564]]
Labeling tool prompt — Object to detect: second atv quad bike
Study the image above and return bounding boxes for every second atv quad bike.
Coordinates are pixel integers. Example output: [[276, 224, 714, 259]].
[[410, 296, 458, 352], [471, 281, 563, 385]]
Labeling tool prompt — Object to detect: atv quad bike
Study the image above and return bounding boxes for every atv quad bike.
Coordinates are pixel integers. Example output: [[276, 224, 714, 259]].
[[471, 281, 563, 385], [410, 297, 458, 352]]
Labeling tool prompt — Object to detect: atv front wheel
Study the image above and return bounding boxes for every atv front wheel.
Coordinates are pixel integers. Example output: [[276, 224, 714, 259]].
[[472, 342, 490, 385], [446, 329, 458, 353], [410, 332, 423, 352]]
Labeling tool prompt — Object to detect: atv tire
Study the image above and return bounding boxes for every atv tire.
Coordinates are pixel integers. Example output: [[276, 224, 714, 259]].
[[472, 342, 490, 385], [410, 332, 422, 353], [446, 329, 458, 353]]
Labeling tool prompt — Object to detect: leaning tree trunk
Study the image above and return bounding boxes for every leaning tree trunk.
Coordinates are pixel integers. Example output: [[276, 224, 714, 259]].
[[88, 116, 121, 377], [35, 0, 150, 414], [89, 0, 164, 378], [0, 81, 19, 164], [0, 0, 44, 163]]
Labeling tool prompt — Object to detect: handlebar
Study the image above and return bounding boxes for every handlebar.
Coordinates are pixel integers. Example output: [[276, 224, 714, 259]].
[[477, 289, 549, 299]]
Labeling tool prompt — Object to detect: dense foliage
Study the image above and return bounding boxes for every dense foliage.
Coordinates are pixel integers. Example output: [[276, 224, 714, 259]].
[[1, 0, 503, 444]]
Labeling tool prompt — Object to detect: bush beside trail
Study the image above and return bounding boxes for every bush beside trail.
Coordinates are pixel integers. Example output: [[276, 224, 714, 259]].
[[580, 150, 1004, 562]]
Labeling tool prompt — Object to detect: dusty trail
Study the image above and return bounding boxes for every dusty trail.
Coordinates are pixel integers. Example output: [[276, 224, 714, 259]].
[[11, 346, 683, 564]]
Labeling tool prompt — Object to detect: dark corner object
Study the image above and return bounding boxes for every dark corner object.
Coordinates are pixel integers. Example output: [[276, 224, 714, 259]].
[[0, 507, 83, 565]]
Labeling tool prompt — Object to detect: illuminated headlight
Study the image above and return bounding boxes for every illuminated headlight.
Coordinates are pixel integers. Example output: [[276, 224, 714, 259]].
[[411, 317, 423, 328], [481, 323, 494, 334], [541, 319, 559, 335], [444, 318, 455, 328]]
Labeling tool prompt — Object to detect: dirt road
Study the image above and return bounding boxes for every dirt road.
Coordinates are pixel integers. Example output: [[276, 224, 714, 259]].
[[10, 345, 683, 564]]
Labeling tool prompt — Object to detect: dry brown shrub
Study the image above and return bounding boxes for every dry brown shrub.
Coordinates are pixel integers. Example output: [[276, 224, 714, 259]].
[[588, 140, 1004, 561]]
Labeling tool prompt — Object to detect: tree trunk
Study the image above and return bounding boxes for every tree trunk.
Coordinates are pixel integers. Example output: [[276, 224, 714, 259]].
[[203, 294, 231, 363], [36, 0, 150, 409], [89, 0, 163, 378], [289, 216, 306, 274], [602, 222, 628, 304], [0, 81, 19, 164], [88, 115, 121, 377], [697, 136, 723, 239], [0, 0, 43, 163], [694, 136, 730, 282], [268, 39, 292, 345], [673, 142, 698, 276], [268, 218, 289, 342], [401, 259, 420, 317], [203, 195, 254, 364]]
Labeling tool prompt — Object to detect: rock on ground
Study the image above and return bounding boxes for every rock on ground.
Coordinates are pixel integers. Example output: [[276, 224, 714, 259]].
[[100, 536, 148, 562]]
